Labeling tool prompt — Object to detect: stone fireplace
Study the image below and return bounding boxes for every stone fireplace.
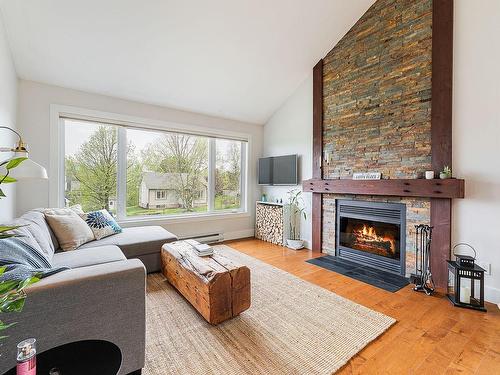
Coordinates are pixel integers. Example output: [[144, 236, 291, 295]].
[[305, 0, 459, 288]]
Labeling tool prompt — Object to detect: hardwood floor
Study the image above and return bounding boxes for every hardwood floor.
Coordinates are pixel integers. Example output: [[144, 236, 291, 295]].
[[224, 238, 500, 375]]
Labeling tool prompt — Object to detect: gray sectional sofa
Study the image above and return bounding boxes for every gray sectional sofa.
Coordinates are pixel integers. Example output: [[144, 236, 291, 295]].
[[0, 209, 177, 375]]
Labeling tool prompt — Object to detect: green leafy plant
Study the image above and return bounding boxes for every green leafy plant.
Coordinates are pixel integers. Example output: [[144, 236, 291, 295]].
[[0, 267, 40, 339], [286, 189, 307, 241], [440, 165, 452, 179], [0, 157, 27, 239], [1, 156, 40, 340]]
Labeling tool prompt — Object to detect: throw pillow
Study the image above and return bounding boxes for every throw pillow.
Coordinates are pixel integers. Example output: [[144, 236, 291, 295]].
[[43, 208, 95, 251], [69, 204, 85, 215], [20, 209, 60, 260], [80, 210, 122, 240], [2, 218, 49, 262]]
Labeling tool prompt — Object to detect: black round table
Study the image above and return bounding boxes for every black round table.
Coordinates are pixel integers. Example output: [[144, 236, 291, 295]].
[[4, 340, 121, 375]]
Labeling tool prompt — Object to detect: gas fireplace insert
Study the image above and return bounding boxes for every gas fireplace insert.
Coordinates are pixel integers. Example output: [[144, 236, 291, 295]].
[[336, 200, 406, 275]]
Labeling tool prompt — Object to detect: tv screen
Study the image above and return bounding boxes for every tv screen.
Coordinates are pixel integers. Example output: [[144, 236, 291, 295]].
[[272, 155, 298, 185], [258, 154, 298, 185], [258, 157, 272, 185]]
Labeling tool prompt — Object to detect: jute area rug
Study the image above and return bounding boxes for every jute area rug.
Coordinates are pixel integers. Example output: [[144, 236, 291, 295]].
[[144, 245, 395, 375]]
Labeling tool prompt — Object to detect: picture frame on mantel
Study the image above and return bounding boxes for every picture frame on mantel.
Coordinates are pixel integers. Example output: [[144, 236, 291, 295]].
[[352, 172, 382, 180]]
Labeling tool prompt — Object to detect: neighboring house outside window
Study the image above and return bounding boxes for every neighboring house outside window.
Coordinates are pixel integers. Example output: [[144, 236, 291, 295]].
[[140, 172, 207, 209]]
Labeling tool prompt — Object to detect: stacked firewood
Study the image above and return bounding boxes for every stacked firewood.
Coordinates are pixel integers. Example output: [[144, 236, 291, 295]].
[[255, 203, 284, 245]]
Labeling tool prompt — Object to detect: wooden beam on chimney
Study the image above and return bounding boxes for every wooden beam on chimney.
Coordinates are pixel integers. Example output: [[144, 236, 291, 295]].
[[430, 0, 454, 288], [311, 59, 323, 252]]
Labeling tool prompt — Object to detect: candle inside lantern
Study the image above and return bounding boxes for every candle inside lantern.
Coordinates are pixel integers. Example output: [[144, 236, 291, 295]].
[[460, 286, 471, 304]]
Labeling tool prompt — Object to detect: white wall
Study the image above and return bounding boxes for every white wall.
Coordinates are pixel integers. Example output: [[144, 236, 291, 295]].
[[16, 80, 263, 240], [262, 75, 313, 248], [0, 15, 18, 222], [453, 0, 500, 303]]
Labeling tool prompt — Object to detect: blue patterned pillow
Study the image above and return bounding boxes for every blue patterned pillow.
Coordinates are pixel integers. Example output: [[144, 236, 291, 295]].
[[80, 209, 122, 240]]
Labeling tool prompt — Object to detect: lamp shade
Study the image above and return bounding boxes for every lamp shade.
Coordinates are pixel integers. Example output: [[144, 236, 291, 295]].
[[8, 154, 48, 180]]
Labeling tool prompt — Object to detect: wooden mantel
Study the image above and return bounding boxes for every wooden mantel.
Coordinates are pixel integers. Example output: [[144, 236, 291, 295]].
[[302, 178, 464, 199]]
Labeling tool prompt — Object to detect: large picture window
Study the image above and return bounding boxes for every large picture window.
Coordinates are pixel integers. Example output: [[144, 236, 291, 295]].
[[62, 118, 247, 220]]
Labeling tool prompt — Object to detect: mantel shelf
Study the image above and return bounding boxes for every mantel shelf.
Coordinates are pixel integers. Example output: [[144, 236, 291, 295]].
[[302, 178, 465, 199]]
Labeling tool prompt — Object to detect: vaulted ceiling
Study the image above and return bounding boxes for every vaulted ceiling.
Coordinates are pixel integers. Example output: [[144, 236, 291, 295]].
[[0, 0, 374, 124]]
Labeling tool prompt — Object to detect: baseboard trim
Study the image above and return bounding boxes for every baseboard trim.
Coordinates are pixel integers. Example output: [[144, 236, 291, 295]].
[[224, 229, 254, 241], [485, 285, 500, 304]]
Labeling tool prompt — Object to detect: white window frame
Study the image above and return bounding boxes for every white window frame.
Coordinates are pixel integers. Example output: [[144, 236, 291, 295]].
[[49, 105, 251, 224]]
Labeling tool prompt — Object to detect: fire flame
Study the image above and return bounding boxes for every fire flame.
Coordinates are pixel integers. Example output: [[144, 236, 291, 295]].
[[360, 224, 376, 237], [353, 224, 396, 253]]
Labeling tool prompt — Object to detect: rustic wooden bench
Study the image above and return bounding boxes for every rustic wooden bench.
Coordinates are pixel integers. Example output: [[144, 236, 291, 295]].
[[161, 241, 251, 325]]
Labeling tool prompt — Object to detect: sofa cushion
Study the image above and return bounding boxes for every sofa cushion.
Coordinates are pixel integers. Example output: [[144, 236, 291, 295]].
[[43, 208, 95, 251], [52, 245, 126, 269], [78, 226, 177, 258], [18, 210, 59, 260]]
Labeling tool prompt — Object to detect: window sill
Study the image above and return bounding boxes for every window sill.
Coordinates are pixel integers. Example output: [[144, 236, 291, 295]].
[[117, 210, 250, 226]]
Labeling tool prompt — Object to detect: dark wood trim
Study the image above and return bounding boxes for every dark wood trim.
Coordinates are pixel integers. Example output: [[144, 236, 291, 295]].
[[312, 60, 323, 180], [431, 0, 454, 288], [303, 178, 464, 199], [311, 60, 323, 252], [311, 194, 322, 252], [431, 0, 454, 173], [430, 198, 452, 288]]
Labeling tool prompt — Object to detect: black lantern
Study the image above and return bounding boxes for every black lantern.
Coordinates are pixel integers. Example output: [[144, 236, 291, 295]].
[[447, 243, 486, 312]]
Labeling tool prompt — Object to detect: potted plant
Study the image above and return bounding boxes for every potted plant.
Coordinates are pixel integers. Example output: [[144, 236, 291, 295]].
[[285, 189, 307, 250], [440, 165, 452, 179], [0, 157, 40, 342]]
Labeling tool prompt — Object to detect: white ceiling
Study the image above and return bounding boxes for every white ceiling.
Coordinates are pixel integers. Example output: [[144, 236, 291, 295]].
[[0, 0, 373, 124]]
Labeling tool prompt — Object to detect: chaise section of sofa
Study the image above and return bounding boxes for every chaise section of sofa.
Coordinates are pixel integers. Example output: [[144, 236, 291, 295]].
[[77, 225, 177, 272]]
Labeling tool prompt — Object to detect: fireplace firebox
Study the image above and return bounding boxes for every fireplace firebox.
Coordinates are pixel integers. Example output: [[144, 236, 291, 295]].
[[336, 200, 406, 276]]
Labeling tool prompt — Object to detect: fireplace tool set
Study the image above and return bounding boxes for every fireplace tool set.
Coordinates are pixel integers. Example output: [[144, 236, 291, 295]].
[[410, 224, 434, 295]]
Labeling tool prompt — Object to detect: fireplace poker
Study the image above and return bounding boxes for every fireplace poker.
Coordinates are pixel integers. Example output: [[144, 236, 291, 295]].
[[410, 224, 434, 295]]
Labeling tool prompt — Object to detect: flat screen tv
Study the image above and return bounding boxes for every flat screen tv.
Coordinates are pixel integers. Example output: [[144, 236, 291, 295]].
[[258, 157, 273, 185], [258, 154, 298, 185]]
